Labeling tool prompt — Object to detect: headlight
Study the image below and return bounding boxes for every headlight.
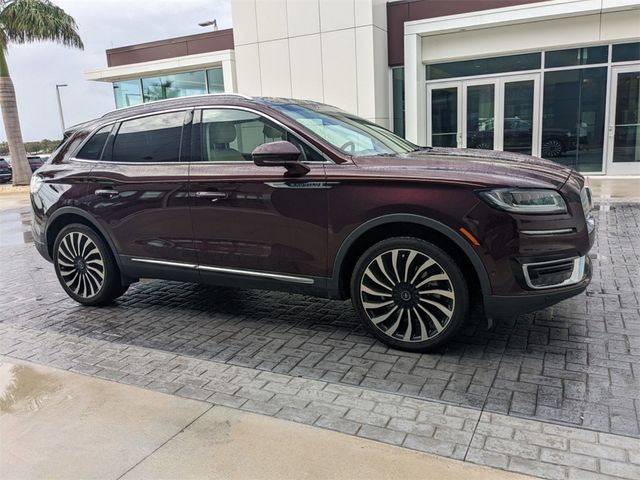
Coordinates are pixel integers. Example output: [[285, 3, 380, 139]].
[[478, 188, 567, 214], [30, 174, 43, 194]]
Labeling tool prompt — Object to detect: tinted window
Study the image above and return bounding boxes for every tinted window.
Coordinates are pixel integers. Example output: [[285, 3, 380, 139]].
[[112, 111, 185, 163], [612, 42, 640, 62], [392, 67, 405, 137], [76, 125, 112, 160], [542, 68, 607, 172], [545, 46, 608, 68], [199, 109, 323, 162], [426, 53, 541, 80]]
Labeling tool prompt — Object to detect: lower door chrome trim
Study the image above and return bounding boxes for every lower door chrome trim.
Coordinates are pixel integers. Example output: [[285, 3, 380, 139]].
[[131, 258, 198, 269], [130, 257, 314, 285]]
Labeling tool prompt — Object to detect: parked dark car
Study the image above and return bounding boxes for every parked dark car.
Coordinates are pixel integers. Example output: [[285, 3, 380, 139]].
[[0, 158, 11, 183], [27, 155, 45, 172], [30, 95, 595, 351], [467, 118, 586, 157]]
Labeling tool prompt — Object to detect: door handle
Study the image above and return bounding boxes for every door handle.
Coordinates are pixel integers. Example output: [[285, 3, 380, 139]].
[[95, 188, 118, 198], [194, 191, 228, 201]]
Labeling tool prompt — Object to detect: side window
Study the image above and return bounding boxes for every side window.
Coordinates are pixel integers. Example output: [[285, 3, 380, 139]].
[[76, 125, 113, 160], [200, 109, 324, 162], [112, 111, 185, 163]]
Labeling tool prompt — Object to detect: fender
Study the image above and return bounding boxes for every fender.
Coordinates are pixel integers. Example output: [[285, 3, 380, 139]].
[[330, 213, 492, 298], [46, 206, 124, 271]]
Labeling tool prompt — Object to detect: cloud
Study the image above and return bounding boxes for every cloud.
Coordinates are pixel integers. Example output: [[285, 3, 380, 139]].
[[0, 0, 232, 142]]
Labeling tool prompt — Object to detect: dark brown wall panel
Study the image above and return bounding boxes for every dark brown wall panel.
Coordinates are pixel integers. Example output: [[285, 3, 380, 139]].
[[387, 0, 547, 66], [107, 28, 234, 67]]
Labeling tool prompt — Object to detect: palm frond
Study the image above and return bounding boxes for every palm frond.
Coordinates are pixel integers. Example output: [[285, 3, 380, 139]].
[[0, 0, 83, 49]]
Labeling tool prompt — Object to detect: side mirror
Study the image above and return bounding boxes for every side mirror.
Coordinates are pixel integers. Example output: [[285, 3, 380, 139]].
[[252, 141, 310, 177]]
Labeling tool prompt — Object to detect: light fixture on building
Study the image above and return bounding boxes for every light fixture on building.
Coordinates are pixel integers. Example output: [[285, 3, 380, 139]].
[[198, 19, 218, 30]]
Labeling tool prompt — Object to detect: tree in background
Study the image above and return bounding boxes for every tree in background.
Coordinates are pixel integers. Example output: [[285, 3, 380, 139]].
[[0, 0, 82, 185]]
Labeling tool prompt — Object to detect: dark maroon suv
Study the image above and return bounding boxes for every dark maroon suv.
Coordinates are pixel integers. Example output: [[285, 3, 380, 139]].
[[30, 94, 595, 352]]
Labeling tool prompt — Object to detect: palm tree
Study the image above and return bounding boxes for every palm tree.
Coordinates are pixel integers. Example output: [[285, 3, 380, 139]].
[[0, 0, 82, 185]]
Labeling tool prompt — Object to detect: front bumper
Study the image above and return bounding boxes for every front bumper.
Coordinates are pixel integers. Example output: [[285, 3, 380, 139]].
[[484, 255, 592, 317]]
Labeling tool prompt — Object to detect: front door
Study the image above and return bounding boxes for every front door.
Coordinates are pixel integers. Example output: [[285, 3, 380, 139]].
[[85, 110, 197, 277], [606, 65, 640, 175], [427, 74, 540, 155], [189, 107, 328, 284]]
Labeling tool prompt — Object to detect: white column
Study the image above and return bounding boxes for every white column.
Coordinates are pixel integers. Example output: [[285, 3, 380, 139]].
[[404, 32, 425, 145], [222, 53, 237, 93]]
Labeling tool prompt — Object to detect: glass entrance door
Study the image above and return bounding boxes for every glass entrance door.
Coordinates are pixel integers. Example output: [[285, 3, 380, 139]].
[[502, 76, 539, 155], [427, 82, 461, 147], [606, 65, 640, 175], [427, 74, 540, 154]]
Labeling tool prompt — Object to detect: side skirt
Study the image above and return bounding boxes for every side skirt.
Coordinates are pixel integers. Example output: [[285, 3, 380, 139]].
[[119, 256, 337, 299]]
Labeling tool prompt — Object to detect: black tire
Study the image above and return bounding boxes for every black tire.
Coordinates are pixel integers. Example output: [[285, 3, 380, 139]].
[[53, 223, 128, 306], [350, 237, 469, 352]]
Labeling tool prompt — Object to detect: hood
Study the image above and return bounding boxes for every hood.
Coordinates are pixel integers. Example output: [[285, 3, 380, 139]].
[[353, 147, 573, 189]]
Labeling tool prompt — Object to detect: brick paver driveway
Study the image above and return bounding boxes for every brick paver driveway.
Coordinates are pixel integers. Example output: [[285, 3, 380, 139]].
[[2, 195, 639, 479]]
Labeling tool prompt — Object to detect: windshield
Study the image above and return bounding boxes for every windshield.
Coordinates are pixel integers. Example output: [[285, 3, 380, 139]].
[[270, 103, 417, 156]]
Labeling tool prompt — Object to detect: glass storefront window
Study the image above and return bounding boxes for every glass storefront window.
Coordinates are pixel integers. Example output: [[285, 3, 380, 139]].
[[466, 84, 495, 150], [113, 79, 142, 109], [207, 68, 224, 93], [545, 46, 608, 68], [430, 87, 458, 147], [542, 68, 607, 172], [142, 71, 207, 103], [612, 42, 640, 63], [612, 71, 640, 164], [392, 67, 405, 137], [426, 53, 541, 81], [503, 80, 535, 155]]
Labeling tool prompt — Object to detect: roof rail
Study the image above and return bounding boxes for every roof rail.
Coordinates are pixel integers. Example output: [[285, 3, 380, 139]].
[[101, 92, 254, 118]]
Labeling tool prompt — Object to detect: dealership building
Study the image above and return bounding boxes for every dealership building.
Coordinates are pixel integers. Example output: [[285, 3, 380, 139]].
[[85, 0, 640, 175]]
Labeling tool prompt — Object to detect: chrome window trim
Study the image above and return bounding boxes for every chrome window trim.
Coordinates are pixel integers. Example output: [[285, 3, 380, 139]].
[[130, 257, 314, 285], [69, 104, 334, 165], [522, 256, 586, 290], [69, 107, 193, 162]]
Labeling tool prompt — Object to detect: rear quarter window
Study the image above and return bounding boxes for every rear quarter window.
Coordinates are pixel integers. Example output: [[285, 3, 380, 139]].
[[76, 125, 113, 160]]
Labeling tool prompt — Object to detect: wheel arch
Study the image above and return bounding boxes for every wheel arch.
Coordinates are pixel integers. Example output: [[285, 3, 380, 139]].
[[46, 207, 123, 271], [331, 214, 491, 302]]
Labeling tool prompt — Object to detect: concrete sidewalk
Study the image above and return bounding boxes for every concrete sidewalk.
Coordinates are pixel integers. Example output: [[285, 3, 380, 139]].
[[0, 357, 530, 480]]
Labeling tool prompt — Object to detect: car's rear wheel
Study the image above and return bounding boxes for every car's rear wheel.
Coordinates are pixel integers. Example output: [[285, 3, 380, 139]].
[[53, 224, 128, 306], [351, 237, 469, 352]]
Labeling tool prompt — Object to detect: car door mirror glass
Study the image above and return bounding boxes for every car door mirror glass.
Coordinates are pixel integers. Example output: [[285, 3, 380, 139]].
[[252, 141, 310, 176]]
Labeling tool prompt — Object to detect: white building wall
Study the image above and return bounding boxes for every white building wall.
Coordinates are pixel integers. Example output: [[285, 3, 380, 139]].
[[420, 10, 640, 63], [231, 0, 390, 127]]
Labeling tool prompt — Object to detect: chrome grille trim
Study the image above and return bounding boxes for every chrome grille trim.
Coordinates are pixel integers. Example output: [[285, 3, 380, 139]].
[[522, 256, 586, 290]]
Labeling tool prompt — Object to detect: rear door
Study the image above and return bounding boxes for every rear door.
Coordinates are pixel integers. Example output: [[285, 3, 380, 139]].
[[188, 107, 329, 283], [82, 109, 197, 280]]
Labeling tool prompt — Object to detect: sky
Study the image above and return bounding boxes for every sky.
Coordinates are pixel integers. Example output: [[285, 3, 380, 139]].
[[0, 0, 232, 142]]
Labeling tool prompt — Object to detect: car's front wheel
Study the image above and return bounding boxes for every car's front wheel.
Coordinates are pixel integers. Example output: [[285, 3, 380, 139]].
[[53, 224, 128, 306], [351, 237, 469, 352]]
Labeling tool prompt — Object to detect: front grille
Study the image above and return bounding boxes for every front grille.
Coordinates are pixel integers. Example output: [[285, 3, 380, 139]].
[[523, 256, 586, 289]]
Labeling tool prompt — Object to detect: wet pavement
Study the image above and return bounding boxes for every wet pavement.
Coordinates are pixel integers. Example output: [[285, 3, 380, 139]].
[[1, 357, 531, 480], [1, 182, 640, 479]]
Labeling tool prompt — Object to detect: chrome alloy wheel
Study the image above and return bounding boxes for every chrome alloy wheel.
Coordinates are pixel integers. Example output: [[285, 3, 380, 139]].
[[359, 249, 455, 343], [56, 231, 105, 299]]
